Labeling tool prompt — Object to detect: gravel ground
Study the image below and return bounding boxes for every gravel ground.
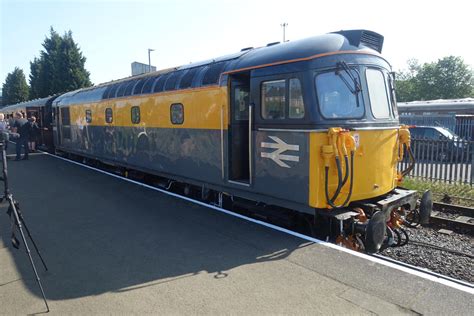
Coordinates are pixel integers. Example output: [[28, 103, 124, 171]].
[[380, 226, 473, 284]]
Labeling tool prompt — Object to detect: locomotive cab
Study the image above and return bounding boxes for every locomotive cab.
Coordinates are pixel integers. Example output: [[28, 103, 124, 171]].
[[226, 30, 420, 252]]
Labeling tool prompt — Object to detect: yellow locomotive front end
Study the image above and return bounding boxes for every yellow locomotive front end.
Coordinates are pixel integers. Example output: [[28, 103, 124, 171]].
[[305, 57, 421, 253], [310, 127, 408, 209]]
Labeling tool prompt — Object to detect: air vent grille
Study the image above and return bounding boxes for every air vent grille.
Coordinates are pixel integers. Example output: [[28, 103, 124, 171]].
[[360, 31, 384, 53]]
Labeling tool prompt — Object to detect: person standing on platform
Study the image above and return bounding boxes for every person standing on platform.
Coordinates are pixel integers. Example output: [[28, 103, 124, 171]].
[[0, 113, 9, 150], [28, 116, 40, 152], [12, 112, 30, 160]]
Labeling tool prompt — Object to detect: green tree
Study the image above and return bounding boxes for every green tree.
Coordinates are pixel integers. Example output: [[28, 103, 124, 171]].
[[423, 56, 473, 99], [29, 57, 43, 99], [2, 67, 29, 105], [396, 56, 473, 102], [29, 27, 92, 98], [395, 59, 421, 102]]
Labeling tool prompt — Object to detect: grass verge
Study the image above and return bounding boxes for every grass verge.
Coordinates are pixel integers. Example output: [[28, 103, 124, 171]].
[[400, 177, 474, 207]]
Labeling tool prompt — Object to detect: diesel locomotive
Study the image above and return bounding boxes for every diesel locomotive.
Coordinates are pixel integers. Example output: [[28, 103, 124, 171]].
[[3, 29, 426, 253]]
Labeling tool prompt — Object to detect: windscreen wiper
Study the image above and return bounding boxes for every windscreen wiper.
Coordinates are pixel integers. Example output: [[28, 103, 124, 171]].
[[335, 61, 361, 94]]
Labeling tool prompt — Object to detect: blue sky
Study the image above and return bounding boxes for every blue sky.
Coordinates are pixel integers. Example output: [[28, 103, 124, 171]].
[[1, 0, 473, 88]]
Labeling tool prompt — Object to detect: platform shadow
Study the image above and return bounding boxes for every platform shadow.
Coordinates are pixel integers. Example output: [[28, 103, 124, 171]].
[[0, 154, 310, 300]]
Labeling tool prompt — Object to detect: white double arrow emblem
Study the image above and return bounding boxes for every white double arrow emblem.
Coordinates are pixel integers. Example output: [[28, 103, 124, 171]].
[[260, 136, 300, 168]]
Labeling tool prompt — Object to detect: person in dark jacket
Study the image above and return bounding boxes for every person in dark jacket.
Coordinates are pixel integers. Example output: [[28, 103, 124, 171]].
[[12, 112, 30, 160], [28, 116, 40, 152]]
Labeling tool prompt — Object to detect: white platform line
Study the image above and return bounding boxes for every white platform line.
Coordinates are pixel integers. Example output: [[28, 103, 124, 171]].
[[43, 152, 473, 294]]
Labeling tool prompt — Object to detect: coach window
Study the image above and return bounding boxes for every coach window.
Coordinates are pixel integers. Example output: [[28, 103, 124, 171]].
[[262, 80, 286, 120], [61, 107, 70, 125], [108, 84, 120, 99], [116, 82, 128, 98], [85, 110, 92, 123], [141, 76, 158, 94], [202, 62, 226, 86], [124, 79, 138, 96], [133, 78, 147, 95], [170, 103, 184, 124], [131, 106, 140, 124], [366, 68, 391, 119], [289, 78, 305, 118], [105, 108, 113, 124]]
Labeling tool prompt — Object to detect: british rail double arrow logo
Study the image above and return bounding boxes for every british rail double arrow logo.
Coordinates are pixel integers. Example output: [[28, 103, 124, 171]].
[[260, 136, 300, 168]]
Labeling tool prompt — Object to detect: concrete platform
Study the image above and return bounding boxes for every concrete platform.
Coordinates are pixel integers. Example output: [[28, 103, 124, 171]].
[[0, 153, 472, 315]]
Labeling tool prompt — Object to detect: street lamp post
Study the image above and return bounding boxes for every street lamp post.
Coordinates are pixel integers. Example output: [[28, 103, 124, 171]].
[[280, 23, 288, 42], [148, 48, 155, 72]]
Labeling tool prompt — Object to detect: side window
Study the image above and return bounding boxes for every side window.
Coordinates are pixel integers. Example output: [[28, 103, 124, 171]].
[[61, 107, 70, 125], [116, 82, 128, 98], [410, 128, 423, 138], [261, 80, 286, 120], [124, 79, 138, 96], [170, 103, 184, 125], [141, 76, 158, 94], [108, 84, 120, 99], [133, 78, 147, 95], [153, 75, 167, 93], [85, 110, 92, 123], [425, 128, 437, 139], [366, 68, 391, 119], [386, 72, 398, 118], [102, 85, 113, 99], [131, 106, 140, 124], [202, 62, 226, 86], [105, 108, 113, 124], [165, 71, 182, 91], [179, 68, 198, 89], [234, 86, 249, 121], [289, 78, 305, 118]]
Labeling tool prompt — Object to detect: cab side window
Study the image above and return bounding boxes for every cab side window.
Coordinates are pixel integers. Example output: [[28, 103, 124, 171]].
[[261, 80, 286, 120], [289, 78, 305, 118], [261, 78, 305, 120]]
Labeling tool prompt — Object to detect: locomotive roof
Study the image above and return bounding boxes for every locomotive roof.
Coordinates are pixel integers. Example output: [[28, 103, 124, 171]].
[[52, 29, 384, 106]]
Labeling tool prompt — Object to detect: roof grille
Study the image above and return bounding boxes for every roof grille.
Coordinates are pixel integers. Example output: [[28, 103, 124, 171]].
[[360, 31, 384, 53], [331, 30, 384, 53]]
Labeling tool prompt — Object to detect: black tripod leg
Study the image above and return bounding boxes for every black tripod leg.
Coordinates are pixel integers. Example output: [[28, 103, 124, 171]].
[[8, 196, 49, 312], [15, 205, 48, 271]]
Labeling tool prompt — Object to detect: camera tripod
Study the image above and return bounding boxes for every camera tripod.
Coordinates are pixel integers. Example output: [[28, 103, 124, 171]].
[[0, 140, 49, 312]]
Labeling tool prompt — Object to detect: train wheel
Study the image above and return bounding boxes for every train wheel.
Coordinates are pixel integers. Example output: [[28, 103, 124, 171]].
[[364, 211, 386, 253]]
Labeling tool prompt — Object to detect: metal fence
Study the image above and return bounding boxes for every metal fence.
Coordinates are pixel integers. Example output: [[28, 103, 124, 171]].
[[455, 116, 474, 141], [399, 137, 474, 185], [400, 114, 474, 141]]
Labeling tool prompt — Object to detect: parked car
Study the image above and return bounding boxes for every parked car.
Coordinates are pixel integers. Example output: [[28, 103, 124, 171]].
[[409, 126, 471, 162]]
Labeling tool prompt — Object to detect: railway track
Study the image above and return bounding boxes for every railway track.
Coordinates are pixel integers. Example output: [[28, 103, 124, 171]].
[[430, 202, 474, 234]]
